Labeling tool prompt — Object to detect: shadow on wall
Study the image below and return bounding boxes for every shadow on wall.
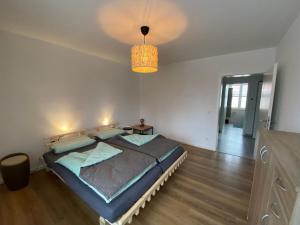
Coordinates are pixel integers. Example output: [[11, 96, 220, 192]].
[[98, 0, 187, 45]]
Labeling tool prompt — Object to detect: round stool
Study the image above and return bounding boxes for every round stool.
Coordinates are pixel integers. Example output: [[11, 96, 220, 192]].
[[123, 127, 133, 134], [0, 153, 30, 191]]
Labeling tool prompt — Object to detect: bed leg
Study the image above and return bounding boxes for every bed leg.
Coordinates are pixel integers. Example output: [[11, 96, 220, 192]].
[[99, 217, 106, 225]]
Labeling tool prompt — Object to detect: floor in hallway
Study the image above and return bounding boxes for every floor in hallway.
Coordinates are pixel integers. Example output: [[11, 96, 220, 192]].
[[217, 124, 255, 159]]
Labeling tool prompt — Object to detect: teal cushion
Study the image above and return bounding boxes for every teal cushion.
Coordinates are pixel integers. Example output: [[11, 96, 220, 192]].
[[55, 142, 122, 176], [51, 136, 96, 154], [81, 142, 122, 167], [121, 134, 159, 146], [95, 128, 124, 140], [56, 152, 87, 175]]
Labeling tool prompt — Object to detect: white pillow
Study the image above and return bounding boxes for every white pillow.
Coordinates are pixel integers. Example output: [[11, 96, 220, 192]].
[[51, 136, 96, 154], [94, 128, 124, 140]]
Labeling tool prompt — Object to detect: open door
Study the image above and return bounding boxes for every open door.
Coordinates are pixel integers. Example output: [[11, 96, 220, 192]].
[[218, 84, 229, 133], [258, 63, 278, 130]]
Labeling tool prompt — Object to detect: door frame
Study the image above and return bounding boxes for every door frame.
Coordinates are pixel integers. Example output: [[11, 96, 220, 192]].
[[214, 72, 267, 151]]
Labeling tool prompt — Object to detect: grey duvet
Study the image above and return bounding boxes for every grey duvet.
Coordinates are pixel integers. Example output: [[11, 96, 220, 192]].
[[79, 146, 157, 203], [107, 135, 180, 162]]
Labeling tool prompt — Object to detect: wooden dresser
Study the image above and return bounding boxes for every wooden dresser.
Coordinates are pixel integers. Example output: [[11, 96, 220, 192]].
[[247, 130, 300, 225]]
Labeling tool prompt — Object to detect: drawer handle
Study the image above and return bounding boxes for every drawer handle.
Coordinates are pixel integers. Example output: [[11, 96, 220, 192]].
[[261, 214, 269, 225], [275, 177, 288, 192], [260, 148, 269, 164], [260, 145, 267, 155], [270, 202, 281, 220]]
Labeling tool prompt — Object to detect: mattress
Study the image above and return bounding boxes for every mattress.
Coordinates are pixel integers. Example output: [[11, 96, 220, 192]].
[[158, 146, 184, 172]]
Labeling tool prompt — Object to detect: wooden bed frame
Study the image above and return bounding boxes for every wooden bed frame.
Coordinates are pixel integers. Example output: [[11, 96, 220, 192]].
[[44, 124, 118, 147], [43, 124, 187, 225]]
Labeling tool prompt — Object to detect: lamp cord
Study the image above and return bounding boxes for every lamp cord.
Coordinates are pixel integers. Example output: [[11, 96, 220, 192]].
[[143, 0, 153, 27]]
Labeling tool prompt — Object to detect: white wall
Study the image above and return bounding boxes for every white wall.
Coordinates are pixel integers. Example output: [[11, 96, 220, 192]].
[[274, 13, 300, 132], [140, 48, 276, 150], [0, 31, 139, 182]]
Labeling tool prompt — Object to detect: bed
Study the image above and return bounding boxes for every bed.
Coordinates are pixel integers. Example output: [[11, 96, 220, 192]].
[[43, 125, 187, 225]]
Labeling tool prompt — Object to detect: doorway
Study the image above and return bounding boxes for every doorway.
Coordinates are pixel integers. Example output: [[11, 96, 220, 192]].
[[217, 74, 263, 159]]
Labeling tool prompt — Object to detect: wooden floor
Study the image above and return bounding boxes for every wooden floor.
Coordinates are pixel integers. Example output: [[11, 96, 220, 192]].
[[218, 124, 255, 159], [0, 145, 254, 225]]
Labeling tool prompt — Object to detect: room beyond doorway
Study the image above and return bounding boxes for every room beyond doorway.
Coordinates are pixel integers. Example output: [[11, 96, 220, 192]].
[[217, 74, 263, 159]]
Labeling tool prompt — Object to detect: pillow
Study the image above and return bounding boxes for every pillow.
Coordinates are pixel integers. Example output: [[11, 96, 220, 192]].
[[51, 136, 96, 154], [94, 128, 124, 140]]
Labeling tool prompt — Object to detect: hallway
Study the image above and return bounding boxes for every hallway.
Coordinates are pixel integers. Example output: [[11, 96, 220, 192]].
[[217, 124, 255, 159]]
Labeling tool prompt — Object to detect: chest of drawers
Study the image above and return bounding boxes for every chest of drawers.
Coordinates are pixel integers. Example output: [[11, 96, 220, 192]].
[[247, 130, 300, 225]]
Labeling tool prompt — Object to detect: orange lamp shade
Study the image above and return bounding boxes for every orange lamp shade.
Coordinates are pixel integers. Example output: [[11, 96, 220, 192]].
[[131, 44, 158, 73]]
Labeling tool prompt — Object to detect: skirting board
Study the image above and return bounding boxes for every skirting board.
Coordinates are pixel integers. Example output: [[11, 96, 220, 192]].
[[100, 151, 188, 225]]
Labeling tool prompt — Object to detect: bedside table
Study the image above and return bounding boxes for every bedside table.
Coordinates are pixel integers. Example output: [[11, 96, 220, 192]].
[[131, 124, 154, 135]]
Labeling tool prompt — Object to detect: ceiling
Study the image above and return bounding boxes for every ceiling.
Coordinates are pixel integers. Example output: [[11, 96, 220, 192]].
[[1, 0, 300, 65]]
